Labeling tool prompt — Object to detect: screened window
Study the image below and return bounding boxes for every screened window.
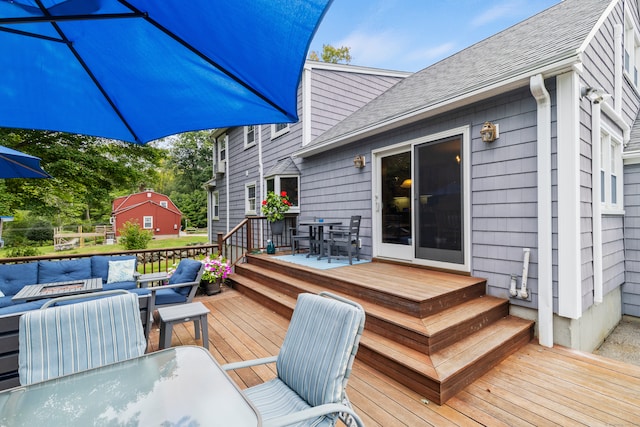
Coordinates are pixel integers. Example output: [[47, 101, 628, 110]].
[[600, 130, 623, 211], [244, 125, 255, 148], [271, 123, 290, 139], [245, 183, 257, 214], [212, 191, 219, 220]]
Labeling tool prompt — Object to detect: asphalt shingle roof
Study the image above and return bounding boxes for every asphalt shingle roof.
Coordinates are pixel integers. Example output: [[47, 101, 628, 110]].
[[306, 0, 611, 151]]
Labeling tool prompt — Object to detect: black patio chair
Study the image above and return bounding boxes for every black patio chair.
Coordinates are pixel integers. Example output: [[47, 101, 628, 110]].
[[290, 216, 316, 256], [327, 215, 362, 265]]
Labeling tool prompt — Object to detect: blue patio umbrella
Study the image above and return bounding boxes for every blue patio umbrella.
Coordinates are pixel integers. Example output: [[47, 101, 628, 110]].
[[0, 145, 51, 179], [0, 0, 332, 144]]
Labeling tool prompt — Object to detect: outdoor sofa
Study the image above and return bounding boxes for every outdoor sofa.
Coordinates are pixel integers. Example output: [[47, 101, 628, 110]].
[[0, 255, 151, 391]]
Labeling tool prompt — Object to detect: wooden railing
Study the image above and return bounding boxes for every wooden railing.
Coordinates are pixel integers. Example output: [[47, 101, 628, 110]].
[[217, 215, 297, 266], [0, 244, 219, 274]]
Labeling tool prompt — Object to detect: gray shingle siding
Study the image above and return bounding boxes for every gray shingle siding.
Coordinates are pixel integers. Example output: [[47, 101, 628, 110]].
[[624, 164, 640, 315]]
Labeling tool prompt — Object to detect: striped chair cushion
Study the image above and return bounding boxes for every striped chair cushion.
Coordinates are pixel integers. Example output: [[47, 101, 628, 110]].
[[18, 293, 146, 385], [275, 293, 363, 408], [245, 378, 334, 427]]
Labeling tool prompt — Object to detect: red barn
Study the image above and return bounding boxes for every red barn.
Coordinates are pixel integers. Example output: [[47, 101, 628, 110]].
[[112, 190, 182, 237]]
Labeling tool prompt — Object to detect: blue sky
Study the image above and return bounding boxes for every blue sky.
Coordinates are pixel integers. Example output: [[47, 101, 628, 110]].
[[310, 0, 561, 72]]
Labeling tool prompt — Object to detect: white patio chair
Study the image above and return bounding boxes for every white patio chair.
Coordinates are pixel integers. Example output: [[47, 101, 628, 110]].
[[223, 292, 366, 427], [18, 290, 146, 385]]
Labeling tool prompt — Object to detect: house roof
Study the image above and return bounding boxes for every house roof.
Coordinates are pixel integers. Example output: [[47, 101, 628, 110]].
[[113, 200, 182, 217], [297, 0, 613, 157], [265, 157, 301, 177]]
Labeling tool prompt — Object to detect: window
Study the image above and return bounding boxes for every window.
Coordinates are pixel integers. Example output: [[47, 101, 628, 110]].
[[600, 129, 623, 211], [265, 175, 299, 210], [245, 182, 257, 215], [143, 216, 153, 229], [159, 201, 168, 208], [271, 123, 290, 139], [216, 134, 227, 174], [625, 13, 640, 87], [212, 191, 220, 220], [244, 125, 255, 148]]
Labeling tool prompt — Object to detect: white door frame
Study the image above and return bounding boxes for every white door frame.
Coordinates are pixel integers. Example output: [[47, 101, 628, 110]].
[[371, 125, 471, 272]]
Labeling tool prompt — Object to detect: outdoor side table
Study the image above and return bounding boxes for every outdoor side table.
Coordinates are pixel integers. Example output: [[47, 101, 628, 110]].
[[158, 302, 210, 350], [137, 272, 170, 288]]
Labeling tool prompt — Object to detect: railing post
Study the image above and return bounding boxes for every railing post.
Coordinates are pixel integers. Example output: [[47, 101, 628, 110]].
[[247, 219, 253, 253], [217, 232, 224, 257]]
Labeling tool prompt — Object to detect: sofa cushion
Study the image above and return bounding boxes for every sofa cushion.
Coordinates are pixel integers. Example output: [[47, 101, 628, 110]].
[[91, 255, 137, 284], [103, 281, 137, 291], [38, 258, 91, 284], [0, 262, 38, 297], [107, 259, 136, 284], [0, 299, 49, 316]]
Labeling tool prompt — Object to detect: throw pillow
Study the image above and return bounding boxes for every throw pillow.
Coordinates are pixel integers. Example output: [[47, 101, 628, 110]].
[[0, 289, 4, 297], [107, 259, 136, 284]]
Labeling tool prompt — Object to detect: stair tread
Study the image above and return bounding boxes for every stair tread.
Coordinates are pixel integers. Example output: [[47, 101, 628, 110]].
[[361, 316, 533, 381], [237, 263, 505, 337]]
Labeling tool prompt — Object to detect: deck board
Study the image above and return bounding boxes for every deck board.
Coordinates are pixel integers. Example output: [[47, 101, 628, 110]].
[[148, 288, 640, 426]]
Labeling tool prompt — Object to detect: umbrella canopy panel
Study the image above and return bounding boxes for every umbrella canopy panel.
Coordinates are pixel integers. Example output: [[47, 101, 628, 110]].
[[0, 0, 332, 143], [0, 144, 51, 178]]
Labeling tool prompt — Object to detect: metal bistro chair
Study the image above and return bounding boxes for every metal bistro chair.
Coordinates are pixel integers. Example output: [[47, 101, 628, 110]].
[[290, 216, 316, 256], [327, 215, 362, 265], [223, 292, 366, 427], [18, 290, 147, 385]]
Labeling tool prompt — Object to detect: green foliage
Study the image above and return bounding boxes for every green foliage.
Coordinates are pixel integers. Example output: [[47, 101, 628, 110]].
[[0, 129, 165, 225], [118, 220, 153, 250], [261, 191, 291, 222], [5, 246, 40, 258], [170, 191, 208, 228], [25, 218, 53, 243], [308, 44, 352, 64]]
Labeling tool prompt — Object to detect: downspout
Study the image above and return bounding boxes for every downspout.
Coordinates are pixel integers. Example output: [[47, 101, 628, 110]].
[[225, 134, 230, 233], [258, 125, 265, 240], [530, 74, 553, 348], [591, 100, 603, 304]]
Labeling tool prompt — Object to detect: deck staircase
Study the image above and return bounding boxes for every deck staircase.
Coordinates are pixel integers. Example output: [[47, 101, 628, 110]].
[[229, 254, 534, 405]]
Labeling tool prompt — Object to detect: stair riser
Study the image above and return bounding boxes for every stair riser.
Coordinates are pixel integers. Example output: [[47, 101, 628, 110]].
[[234, 264, 301, 299], [232, 280, 294, 319]]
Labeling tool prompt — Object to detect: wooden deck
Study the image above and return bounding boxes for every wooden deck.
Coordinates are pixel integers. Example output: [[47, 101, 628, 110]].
[[149, 288, 640, 426]]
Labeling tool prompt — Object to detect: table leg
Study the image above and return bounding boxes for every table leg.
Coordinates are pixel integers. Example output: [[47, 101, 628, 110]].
[[200, 314, 209, 350], [317, 226, 324, 260], [194, 319, 201, 340], [160, 322, 173, 349]]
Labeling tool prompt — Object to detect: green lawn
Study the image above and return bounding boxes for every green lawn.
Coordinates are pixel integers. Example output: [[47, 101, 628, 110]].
[[0, 235, 210, 258]]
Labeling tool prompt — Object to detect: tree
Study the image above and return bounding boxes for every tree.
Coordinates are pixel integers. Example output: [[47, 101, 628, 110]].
[[0, 129, 165, 226], [164, 131, 214, 228], [308, 44, 352, 64]]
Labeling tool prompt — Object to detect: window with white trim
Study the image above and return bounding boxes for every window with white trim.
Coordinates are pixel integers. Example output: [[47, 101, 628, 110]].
[[244, 125, 255, 148], [271, 123, 290, 139], [266, 175, 299, 211], [600, 129, 623, 211], [245, 182, 257, 215], [625, 12, 640, 87], [143, 216, 153, 229], [159, 201, 168, 208], [212, 191, 220, 220], [216, 134, 227, 174]]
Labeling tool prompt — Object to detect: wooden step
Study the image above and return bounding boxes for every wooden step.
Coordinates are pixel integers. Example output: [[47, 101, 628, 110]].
[[359, 316, 534, 405], [245, 254, 487, 317], [235, 262, 508, 354], [231, 255, 534, 405]]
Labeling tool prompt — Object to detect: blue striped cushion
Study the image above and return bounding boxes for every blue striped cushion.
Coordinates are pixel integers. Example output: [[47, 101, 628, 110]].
[[18, 293, 146, 385], [275, 293, 362, 408], [244, 378, 334, 427]]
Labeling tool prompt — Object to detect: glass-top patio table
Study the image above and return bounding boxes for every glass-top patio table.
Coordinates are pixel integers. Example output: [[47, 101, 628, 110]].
[[0, 346, 261, 426]]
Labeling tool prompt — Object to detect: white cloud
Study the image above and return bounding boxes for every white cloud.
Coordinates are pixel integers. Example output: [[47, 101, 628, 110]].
[[470, 0, 525, 28], [337, 30, 406, 68], [407, 42, 457, 62]]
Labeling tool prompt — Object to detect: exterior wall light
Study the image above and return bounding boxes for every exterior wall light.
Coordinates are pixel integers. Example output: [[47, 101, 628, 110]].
[[353, 155, 366, 168], [480, 121, 499, 143]]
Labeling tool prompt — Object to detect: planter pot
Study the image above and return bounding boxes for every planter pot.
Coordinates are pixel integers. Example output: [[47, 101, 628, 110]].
[[270, 219, 285, 235], [202, 278, 222, 296]]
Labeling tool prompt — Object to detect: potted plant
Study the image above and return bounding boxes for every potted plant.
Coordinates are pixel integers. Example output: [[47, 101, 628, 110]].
[[261, 191, 291, 235], [200, 255, 232, 295]]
